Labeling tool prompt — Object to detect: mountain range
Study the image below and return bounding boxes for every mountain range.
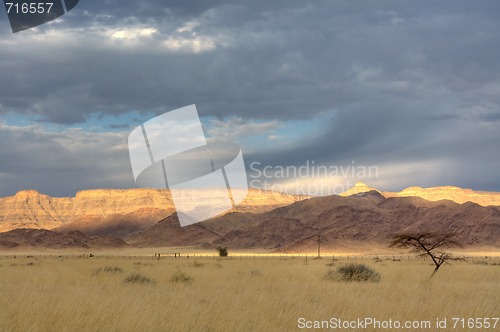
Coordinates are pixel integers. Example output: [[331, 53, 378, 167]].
[[341, 182, 500, 206], [0, 188, 305, 233], [0, 184, 499, 251]]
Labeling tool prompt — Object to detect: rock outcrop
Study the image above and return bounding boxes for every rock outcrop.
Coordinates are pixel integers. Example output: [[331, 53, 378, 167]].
[[205, 191, 500, 251], [341, 183, 500, 206], [0, 188, 307, 233]]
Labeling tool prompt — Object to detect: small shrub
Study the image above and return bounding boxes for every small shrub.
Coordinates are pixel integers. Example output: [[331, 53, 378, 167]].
[[216, 246, 228, 257], [125, 273, 156, 285], [192, 261, 204, 268], [250, 270, 262, 277], [133, 262, 153, 266], [323, 264, 380, 282], [103, 266, 123, 273], [171, 271, 193, 283], [93, 266, 123, 275], [473, 260, 489, 265]]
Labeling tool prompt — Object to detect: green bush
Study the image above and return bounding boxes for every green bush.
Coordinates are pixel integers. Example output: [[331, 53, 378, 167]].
[[323, 263, 380, 282]]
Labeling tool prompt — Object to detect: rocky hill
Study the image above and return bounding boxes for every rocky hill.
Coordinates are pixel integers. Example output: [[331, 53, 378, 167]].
[[341, 182, 500, 206], [128, 191, 500, 251], [0, 188, 307, 234], [1, 184, 499, 251], [0, 228, 128, 249]]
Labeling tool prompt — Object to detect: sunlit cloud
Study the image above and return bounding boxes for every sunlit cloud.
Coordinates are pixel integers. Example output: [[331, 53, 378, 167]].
[[110, 27, 157, 40]]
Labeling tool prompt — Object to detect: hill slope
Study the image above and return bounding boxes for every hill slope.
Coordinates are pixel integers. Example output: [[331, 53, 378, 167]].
[[341, 182, 500, 206], [1, 185, 499, 251], [0, 188, 307, 234], [130, 191, 500, 251], [0, 228, 128, 249]]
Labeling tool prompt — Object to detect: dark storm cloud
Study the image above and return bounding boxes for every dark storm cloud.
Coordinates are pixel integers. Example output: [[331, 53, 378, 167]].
[[480, 112, 500, 122], [1, 0, 496, 124], [0, 123, 134, 196], [0, 1, 500, 195], [1, 3, 499, 119]]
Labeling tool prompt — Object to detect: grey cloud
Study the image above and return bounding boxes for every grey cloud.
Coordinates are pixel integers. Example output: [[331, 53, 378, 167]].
[[421, 114, 461, 122], [1, 1, 497, 124], [480, 112, 500, 122], [0, 124, 135, 196], [109, 123, 132, 129], [1, 1, 500, 194], [246, 93, 500, 191]]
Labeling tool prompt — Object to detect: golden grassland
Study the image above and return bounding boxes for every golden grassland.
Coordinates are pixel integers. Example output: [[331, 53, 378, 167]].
[[0, 252, 498, 332]]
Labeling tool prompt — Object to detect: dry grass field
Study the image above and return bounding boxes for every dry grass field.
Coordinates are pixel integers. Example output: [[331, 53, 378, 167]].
[[0, 252, 498, 331]]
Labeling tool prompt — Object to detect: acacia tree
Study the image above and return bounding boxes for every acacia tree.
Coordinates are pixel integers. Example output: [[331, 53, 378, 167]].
[[390, 232, 463, 277]]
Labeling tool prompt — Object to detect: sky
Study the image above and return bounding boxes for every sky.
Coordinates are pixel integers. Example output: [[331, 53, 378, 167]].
[[0, 1, 499, 197]]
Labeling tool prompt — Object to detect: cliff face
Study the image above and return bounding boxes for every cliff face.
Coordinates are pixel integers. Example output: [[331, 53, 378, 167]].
[[1, 186, 499, 250], [0, 188, 307, 232], [339, 182, 379, 197], [0, 189, 174, 232], [390, 186, 500, 206], [341, 183, 500, 207]]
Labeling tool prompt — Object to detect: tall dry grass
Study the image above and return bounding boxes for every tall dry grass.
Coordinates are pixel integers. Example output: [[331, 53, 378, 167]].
[[0, 254, 498, 331]]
